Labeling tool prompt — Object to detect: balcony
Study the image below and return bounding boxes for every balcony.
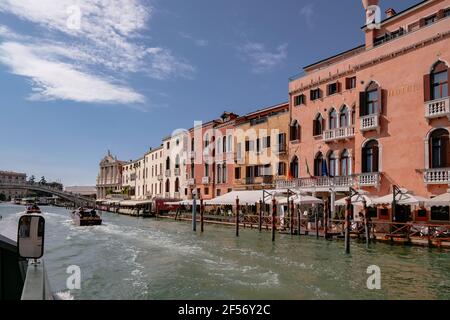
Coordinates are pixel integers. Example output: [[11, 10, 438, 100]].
[[157, 175, 163, 181], [276, 173, 381, 190], [424, 168, 450, 185], [202, 177, 210, 185], [360, 114, 380, 132], [323, 126, 355, 143], [187, 178, 196, 186], [425, 97, 450, 121], [165, 170, 171, 178], [174, 168, 181, 176]]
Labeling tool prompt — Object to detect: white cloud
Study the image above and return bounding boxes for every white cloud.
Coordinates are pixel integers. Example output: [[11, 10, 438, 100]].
[[0, 42, 145, 104], [239, 42, 288, 74], [179, 32, 209, 47], [300, 4, 315, 28], [0, 0, 195, 105]]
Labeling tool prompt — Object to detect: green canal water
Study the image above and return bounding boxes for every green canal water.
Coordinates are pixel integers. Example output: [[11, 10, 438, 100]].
[[0, 203, 449, 300]]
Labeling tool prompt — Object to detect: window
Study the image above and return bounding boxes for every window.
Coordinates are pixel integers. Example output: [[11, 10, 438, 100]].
[[329, 109, 337, 130], [190, 163, 195, 178], [227, 135, 232, 152], [431, 206, 450, 221], [204, 134, 209, 148], [310, 88, 322, 101], [235, 167, 241, 179], [205, 164, 209, 177], [327, 82, 339, 96], [294, 94, 306, 106], [223, 136, 227, 153], [430, 129, 449, 169], [368, 207, 378, 218], [165, 179, 170, 193], [360, 82, 380, 116], [339, 106, 350, 128], [217, 138, 222, 155], [277, 162, 287, 176], [166, 142, 170, 149], [290, 120, 300, 141], [217, 165, 222, 184], [262, 136, 271, 149], [362, 140, 379, 173], [217, 189, 222, 197], [175, 178, 180, 193], [256, 138, 261, 153], [328, 152, 338, 177], [314, 153, 324, 176], [290, 157, 299, 179], [245, 140, 254, 152], [204, 187, 209, 196], [346, 77, 357, 90], [175, 155, 180, 169], [166, 157, 171, 171], [277, 133, 286, 153], [191, 138, 195, 152], [340, 150, 350, 176], [425, 15, 437, 26], [222, 165, 227, 183], [313, 114, 324, 136], [431, 62, 448, 100], [445, 9, 450, 18], [236, 143, 242, 160]]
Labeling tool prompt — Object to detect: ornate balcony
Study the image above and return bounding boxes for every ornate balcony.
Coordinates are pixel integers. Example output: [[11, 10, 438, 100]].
[[202, 177, 210, 185], [424, 168, 450, 185], [187, 178, 196, 186], [360, 114, 380, 132], [323, 126, 355, 143], [425, 97, 450, 121], [276, 173, 381, 190]]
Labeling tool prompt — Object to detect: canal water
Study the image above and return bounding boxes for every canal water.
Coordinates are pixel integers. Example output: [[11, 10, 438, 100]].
[[1, 203, 449, 300]]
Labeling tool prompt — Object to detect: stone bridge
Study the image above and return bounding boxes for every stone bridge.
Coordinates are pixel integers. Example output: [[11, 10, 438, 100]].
[[0, 183, 95, 207]]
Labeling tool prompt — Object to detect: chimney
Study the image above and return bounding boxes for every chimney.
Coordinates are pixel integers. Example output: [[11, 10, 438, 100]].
[[362, 0, 379, 9], [385, 8, 396, 18]]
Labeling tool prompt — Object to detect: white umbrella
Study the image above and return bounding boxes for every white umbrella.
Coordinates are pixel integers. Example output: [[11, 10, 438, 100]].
[[277, 194, 323, 205], [426, 191, 450, 207], [335, 194, 378, 206], [207, 190, 264, 206], [372, 189, 428, 206]]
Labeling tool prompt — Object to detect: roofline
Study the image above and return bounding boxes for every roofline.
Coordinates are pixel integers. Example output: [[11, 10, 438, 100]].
[[361, 0, 431, 30], [241, 101, 289, 118], [302, 44, 365, 71]]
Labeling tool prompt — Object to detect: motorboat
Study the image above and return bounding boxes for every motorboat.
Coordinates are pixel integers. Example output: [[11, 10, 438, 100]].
[[26, 204, 42, 214], [72, 208, 102, 226]]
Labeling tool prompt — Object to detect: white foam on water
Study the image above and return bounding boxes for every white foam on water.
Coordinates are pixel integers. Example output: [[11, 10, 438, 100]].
[[54, 291, 75, 300]]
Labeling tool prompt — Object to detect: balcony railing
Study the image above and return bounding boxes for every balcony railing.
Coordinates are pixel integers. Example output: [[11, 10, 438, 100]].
[[424, 168, 450, 185], [174, 168, 181, 176], [425, 97, 450, 120], [165, 170, 171, 178], [202, 177, 210, 185], [323, 126, 355, 143], [276, 173, 381, 189], [187, 178, 196, 186], [360, 114, 380, 132]]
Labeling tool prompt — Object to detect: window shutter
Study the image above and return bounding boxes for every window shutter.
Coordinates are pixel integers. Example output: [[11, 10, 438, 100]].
[[337, 81, 342, 93], [419, 18, 425, 27], [423, 74, 431, 102], [310, 90, 314, 101], [362, 148, 368, 173], [313, 119, 317, 136], [373, 145, 379, 173], [378, 87, 384, 114], [443, 135, 450, 167], [267, 136, 271, 148], [359, 92, 367, 117], [437, 9, 445, 19]]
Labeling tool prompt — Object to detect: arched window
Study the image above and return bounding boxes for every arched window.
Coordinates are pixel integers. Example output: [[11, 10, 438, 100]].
[[290, 156, 299, 179], [314, 152, 324, 176], [227, 135, 232, 152], [431, 61, 449, 100], [329, 109, 337, 129], [204, 163, 209, 177], [217, 164, 222, 184], [430, 129, 450, 169], [204, 134, 209, 148], [339, 106, 349, 128], [362, 140, 379, 173], [190, 163, 195, 178], [290, 120, 300, 141], [313, 114, 324, 136], [175, 155, 180, 169], [217, 138, 222, 155], [165, 157, 171, 171], [165, 179, 170, 193], [360, 82, 380, 116], [223, 136, 227, 153], [340, 150, 350, 176], [328, 152, 338, 177], [175, 178, 180, 193], [222, 164, 227, 183]]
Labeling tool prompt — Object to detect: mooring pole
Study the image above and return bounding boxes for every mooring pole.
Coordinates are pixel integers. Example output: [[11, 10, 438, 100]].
[[272, 198, 277, 242], [200, 199, 204, 233], [297, 204, 301, 236], [315, 206, 319, 239], [363, 199, 370, 247], [192, 196, 197, 232], [259, 199, 263, 233], [345, 196, 351, 254], [236, 197, 240, 237], [290, 200, 295, 235], [324, 199, 329, 240]]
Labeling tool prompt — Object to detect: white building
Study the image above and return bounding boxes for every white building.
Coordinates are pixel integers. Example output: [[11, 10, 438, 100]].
[[144, 146, 164, 199], [162, 131, 188, 200]]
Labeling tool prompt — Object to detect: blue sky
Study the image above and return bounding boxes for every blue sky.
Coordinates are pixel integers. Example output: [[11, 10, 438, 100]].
[[0, 0, 418, 185]]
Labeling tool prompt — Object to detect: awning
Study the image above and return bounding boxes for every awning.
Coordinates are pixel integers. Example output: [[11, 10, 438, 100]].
[[335, 194, 378, 207], [119, 200, 153, 206], [276, 194, 323, 205], [207, 190, 265, 206], [371, 189, 428, 206], [426, 191, 450, 207]]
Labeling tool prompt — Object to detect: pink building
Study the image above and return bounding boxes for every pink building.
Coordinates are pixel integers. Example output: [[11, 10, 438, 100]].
[[283, 0, 450, 222]]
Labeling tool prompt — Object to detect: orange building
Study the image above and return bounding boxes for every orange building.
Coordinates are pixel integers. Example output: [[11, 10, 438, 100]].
[[282, 0, 450, 222]]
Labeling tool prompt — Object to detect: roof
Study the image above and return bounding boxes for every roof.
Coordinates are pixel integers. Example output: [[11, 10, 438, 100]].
[[0, 170, 26, 176]]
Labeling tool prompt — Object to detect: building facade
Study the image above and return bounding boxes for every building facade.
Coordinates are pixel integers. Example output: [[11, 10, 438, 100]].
[[0, 170, 27, 200], [283, 0, 450, 221], [96, 151, 126, 199], [144, 146, 164, 199], [162, 131, 189, 200]]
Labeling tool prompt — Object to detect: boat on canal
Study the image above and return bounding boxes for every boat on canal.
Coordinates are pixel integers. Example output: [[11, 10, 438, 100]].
[[72, 207, 102, 226], [26, 204, 42, 214]]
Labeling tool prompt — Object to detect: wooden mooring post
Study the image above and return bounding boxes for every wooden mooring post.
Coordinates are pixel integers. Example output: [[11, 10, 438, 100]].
[[192, 197, 197, 232], [297, 204, 301, 236], [290, 200, 295, 235], [236, 197, 240, 237], [259, 199, 263, 233], [315, 207, 319, 239], [345, 197, 351, 254], [363, 199, 370, 248], [272, 198, 277, 242], [200, 199, 204, 233], [324, 199, 329, 240]]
